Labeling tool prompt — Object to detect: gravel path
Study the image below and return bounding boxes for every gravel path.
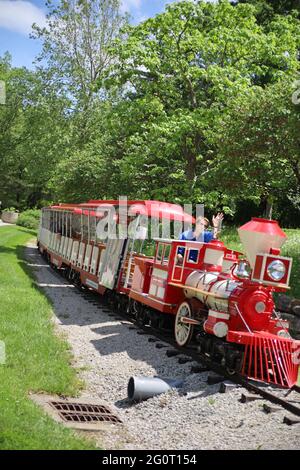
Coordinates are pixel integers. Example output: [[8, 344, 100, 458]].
[[26, 244, 300, 450]]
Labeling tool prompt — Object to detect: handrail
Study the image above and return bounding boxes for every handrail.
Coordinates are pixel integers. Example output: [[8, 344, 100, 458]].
[[234, 302, 253, 334]]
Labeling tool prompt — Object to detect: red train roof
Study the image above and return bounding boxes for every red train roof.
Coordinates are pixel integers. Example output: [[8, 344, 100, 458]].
[[48, 200, 195, 223]]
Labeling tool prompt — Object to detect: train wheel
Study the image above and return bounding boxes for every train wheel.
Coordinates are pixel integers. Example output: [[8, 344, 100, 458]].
[[131, 301, 144, 325], [226, 367, 237, 376], [131, 300, 140, 318], [175, 302, 194, 347]]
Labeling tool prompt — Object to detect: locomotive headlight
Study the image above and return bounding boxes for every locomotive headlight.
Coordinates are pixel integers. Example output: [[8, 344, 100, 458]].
[[267, 260, 286, 281]]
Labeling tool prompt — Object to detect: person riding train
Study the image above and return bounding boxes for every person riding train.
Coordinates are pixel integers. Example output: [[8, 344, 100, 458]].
[[177, 213, 224, 263]]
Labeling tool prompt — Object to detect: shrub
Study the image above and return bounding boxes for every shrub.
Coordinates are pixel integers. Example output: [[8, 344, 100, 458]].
[[17, 209, 41, 230], [3, 207, 18, 213]]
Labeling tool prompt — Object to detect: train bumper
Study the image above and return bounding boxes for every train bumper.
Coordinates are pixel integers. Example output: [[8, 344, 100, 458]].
[[228, 330, 300, 388]]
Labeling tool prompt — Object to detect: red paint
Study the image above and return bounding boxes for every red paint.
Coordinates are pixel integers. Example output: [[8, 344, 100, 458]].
[[239, 217, 287, 238]]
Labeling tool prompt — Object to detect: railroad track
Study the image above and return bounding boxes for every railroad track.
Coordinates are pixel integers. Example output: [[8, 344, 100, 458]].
[[42, 255, 300, 425]]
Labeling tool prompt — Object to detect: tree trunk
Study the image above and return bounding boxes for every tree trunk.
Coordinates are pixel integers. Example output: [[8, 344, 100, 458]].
[[263, 195, 273, 220], [184, 145, 196, 182]]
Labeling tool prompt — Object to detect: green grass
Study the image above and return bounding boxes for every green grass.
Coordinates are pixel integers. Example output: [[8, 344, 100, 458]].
[[220, 227, 300, 298], [0, 226, 96, 450], [280, 230, 300, 299]]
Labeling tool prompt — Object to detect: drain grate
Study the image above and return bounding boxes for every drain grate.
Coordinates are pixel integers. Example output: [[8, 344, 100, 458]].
[[49, 401, 122, 424]]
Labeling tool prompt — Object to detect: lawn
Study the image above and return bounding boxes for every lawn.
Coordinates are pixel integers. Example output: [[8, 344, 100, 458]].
[[0, 226, 95, 450], [220, 227, 300, 299]]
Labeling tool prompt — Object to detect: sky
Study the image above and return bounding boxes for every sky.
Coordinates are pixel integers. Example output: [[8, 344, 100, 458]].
[[0, 0, 180, 69]]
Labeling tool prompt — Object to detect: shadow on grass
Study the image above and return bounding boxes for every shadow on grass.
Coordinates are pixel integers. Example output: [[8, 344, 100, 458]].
[[16, 226, 37, 237], [0, 245, 19, 255]]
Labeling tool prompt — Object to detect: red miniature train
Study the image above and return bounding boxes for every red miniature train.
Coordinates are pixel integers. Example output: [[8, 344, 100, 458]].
[[37, 199, 300, 388]]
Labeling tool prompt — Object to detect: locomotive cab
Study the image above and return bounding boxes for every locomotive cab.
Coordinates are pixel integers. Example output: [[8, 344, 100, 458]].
[[130, 238, 228, 315]]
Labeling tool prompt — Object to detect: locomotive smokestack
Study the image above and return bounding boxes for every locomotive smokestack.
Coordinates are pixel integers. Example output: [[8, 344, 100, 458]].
[[238, 218, 287, 269]]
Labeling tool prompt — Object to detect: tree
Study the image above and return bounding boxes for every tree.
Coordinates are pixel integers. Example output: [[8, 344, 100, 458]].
[[210, 80, 300, 220], [2, 0, 300, 221], [235, 1, 300, 23], [0, 55, 71, 209], [101, 0, 300, 208], [32, 0, 127, 146]]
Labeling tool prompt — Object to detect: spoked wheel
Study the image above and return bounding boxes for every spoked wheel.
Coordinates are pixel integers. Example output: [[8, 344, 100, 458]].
[[226, 368, 237, 376], [223, 349, 243, 376], [174, 302, 194, 347]]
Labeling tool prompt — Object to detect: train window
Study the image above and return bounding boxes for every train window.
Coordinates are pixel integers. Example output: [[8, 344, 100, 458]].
[[56, 211, 59, 233], [141, 239, 156, 257], [162, 244, 171, 265], [176, 246, 185, 265], [58, 211, 61, 233], [68, 212, 72, 237], [61, 211, 65, 235], [156, 243, 164, 262], [72, 214, 81, 239], [82, 214, 88, 240], [50, 211, 54, 232], [90, 215, 96, 242], [187, 248, 199, 264]]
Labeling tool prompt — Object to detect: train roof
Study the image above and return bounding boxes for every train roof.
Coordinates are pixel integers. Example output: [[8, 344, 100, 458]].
[[47, 200, 195, 223]]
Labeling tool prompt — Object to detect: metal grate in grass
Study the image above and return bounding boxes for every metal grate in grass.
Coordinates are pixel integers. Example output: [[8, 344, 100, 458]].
[[49, 401, 122, 424]]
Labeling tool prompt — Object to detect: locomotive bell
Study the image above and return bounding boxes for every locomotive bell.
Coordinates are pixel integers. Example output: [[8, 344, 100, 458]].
[[238, 218, 287, 269]]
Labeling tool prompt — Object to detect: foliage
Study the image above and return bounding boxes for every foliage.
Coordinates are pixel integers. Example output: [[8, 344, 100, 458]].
[[282, 229, 300, 298], [17, 209, 41, 230], [235, 0, 300, 24], [32, 0, 127, 146], [1, 0, 300, 225], [209, 80, 300, 221], [0, 55, 71, 210], [2, 207, 18, 213], [99, 0, 300, 209]]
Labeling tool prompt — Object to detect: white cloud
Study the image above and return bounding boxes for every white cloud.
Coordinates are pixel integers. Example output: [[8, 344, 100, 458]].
[[0, 0, 46, 35], [121, 0, 142, 13]]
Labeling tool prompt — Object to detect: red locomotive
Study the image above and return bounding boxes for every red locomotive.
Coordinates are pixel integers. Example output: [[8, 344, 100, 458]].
[[38, 200, 300, 388]]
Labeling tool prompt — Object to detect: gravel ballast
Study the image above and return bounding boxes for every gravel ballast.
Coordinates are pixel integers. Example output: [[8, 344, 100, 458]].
[[26, 245, 300, 450]]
